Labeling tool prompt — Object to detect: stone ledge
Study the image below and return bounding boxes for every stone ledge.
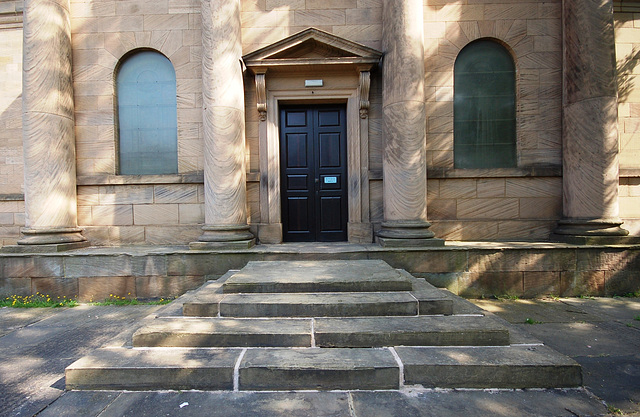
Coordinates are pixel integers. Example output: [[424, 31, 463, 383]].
[[77, 172, 261, 185], [0, 194, 24, 201]]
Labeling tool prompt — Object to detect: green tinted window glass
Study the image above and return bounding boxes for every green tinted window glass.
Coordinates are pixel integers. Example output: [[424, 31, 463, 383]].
[[117, 51, 178, 175], [454, 40, 516, 169]]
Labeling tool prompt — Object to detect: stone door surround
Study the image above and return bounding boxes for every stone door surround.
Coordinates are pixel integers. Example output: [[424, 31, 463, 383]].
[[244, 28, 382, 244]]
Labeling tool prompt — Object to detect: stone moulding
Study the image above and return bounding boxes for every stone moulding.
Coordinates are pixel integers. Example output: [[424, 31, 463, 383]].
[[243, 28, 382, 244]]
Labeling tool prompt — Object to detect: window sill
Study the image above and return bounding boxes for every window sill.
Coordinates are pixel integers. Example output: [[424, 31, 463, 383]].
[[77, 172, 261, 186], [620, 169, 640, 178], [427, 165, 562, 179], [77, 174, 203, 186], [0, 194, 24, 201]]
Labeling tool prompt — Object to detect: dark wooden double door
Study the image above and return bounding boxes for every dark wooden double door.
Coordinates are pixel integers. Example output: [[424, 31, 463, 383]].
[[280, 105, 348, 242]]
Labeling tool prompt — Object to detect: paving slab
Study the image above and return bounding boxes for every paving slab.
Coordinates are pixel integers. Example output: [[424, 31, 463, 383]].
[[350, 389, 607, 417], [0, 307, 60, 337], [65, 348, 240, 390], [515, 321, 640, 358], [36, 391, 121, 417], [0, 305, 160, 417], [239, 347, 399, 390], [512, 320, 640, 414], [314, 316, 510, 347], [133, 318, 312, 347], [396, 345, 582, 389], [473, 298, 601, 324], [36, 388, 609, 417], [561, 296, 640, 322], [470, 297, 640, 415], [579, 354, 640, 414], [223, 260, 413, 293], [220, 292, 418, 317], [44, 391, 352, 417]]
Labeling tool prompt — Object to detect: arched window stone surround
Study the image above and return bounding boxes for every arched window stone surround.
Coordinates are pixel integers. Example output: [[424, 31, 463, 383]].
[[425, 23, 563, 177], [454, 39, 516, 169], [116, 50, 178, 175]]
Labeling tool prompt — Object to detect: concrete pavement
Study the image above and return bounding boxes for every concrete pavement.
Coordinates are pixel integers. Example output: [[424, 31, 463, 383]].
[[1, 297, 638, 416]]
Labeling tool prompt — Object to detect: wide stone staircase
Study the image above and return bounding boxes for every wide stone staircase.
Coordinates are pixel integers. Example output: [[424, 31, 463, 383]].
[[65, 260, 582, 391]]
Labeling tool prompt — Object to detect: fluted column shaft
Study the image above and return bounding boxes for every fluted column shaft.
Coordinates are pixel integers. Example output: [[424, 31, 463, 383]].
[[19, 0, 85, 246], [555, 0, 629, 240], [196, 0, 254, 247], [378, 0, 440, 246]]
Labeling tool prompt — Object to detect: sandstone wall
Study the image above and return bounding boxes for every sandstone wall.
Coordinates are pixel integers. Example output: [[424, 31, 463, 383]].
[[615, 7, 640, 235], [421, 0, 563, 240], [69, 0, 206, 244], [0, 0, 24, 245], [2, 0, 637, 245]]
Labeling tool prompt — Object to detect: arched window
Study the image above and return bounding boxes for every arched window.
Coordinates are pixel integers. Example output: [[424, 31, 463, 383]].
[[116, 50, 178, 175], [454, 40, 516, 169]]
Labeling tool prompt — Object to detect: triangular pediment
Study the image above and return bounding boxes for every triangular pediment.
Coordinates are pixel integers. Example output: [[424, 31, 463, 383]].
[[243, 28, 382, 69]]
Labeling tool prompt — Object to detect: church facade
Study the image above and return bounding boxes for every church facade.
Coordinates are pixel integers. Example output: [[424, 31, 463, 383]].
[[0, 0, 639, 248]]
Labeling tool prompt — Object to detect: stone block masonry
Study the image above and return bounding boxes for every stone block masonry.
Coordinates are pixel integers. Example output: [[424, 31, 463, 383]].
[[0, 244, 639, 301]]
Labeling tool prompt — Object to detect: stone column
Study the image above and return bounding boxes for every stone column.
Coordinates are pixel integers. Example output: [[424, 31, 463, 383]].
[[18, 0, 87, 249], [553, 0, 632, 244], [378, 0, 442, 247], [191, 0, 254, 249]]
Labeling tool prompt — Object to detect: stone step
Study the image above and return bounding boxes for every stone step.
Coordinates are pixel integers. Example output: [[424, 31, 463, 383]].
[[219, 292, 418, 317], [132, 318, 312, 348], [222, 260, 413, 293], [131, 316, 509, 348], [65, 348, 240, 391], [314, 316, 510, 347], [396, 345, 582, 389], [66, 344, 581, 391], [238, 348, 400, 390], [183, 287, 452, 318]]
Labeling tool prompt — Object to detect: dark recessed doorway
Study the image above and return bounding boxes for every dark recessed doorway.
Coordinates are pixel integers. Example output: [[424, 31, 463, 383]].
[[280, 105, 348, 242]]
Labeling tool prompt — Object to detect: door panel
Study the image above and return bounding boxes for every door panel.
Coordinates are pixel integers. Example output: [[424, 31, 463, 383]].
[[319, 133, 341, 167], [281, 105, 347, 242], [286, 133, 308, 167]]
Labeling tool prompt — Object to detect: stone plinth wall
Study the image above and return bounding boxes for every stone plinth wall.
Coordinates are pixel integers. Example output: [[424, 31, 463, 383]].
[[0, 245, 638, 301], [615, 10, 640, 236], [0, 3, 24, 246]]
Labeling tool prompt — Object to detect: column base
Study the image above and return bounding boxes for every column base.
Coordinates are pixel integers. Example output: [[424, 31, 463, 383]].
[[257, 223, 282, 244], [190, 224, 256, 250], [376, 220, 444, 247], [2, 241, 90, 253], [551, 218, 640, 245], [348, 222, 373, 243], [17, 227, 87, 245]]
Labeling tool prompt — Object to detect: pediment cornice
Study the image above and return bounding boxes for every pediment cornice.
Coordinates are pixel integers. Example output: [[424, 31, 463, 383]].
[[243, 28, 382, 71]]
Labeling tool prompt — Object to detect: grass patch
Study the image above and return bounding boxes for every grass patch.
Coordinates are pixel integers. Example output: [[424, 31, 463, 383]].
[[1, 293, 78, 308], [613, 291, 640, 298], [607, 404, 623, 414], [524, 318, 543, 325], [635, 315, 640, 321], [495, 294, 520, 301], [88, 294, 173, 306], [1, 293, 174, 308]]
